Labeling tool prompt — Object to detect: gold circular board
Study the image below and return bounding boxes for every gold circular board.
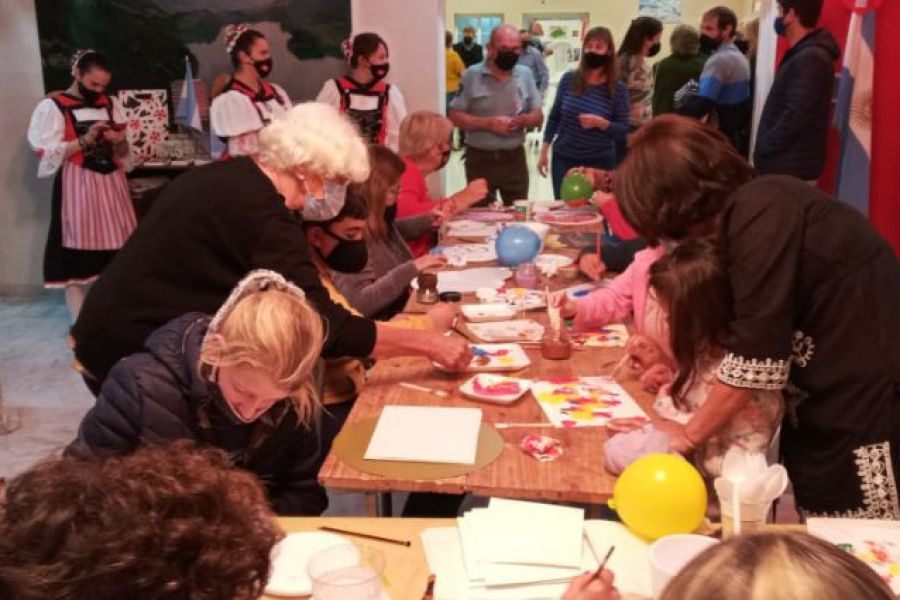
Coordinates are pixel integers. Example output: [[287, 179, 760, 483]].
[[332, 418, 505, 480]]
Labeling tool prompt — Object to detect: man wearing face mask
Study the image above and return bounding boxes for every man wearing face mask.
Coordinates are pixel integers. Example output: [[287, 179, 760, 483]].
[[71, 103, 473, 394], [517, 30, 549, 96], [452, 25, 484, 68], [450, 24, 544, 205], [317, 32, 407, 152], [210, 24, 291, 158], [302, 191, 460, 454], [678, 6, 752, 154], [754, 0, 838, 183]]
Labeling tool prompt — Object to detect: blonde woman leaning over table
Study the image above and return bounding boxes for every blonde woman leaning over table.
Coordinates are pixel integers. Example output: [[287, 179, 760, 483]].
[[397, 110, 488, 257]]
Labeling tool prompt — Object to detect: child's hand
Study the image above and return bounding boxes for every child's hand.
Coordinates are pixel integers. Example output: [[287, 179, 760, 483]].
[[606, 417, 648, 435], [550, 290, 577, 319], [562, 570, 621, 600], [640, 363, 675, 394], [578, 253, 605, 281]]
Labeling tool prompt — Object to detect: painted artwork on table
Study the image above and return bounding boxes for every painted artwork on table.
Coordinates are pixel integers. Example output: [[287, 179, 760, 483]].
[[117, 90, 169, 161], [639, 0, 682, 23], [34, 0, 349, 101], [531, 377, 647, 428], [570, 324, 629, 348], [807, 518, 900, 594]]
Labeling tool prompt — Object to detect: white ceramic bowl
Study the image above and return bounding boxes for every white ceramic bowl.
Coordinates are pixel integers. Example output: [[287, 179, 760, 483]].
[[649, 534, 719, 598]]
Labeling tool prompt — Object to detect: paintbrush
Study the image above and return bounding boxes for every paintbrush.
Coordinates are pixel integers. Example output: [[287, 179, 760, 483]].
[[319, 526, 411, 547], [590, 545, 616, 581]]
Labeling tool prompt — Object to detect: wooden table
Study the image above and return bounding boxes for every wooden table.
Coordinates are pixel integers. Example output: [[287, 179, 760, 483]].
[[318, 214, 661, 511], [264, 517, 806, 600]]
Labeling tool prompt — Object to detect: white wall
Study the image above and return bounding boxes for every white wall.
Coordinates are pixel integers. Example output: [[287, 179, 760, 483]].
[[351, 0, 447, 114], [0, 0, 51, 294]]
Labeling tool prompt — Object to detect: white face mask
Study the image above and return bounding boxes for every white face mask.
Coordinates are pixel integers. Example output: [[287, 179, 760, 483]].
[[301, 180, 347, 221]]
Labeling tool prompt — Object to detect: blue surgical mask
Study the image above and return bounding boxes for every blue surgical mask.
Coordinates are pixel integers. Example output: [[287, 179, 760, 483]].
[[301, 180, 347, 221]]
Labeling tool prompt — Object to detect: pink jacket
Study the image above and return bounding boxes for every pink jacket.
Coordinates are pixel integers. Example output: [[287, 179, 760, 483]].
[[573, 245, 666, 334]]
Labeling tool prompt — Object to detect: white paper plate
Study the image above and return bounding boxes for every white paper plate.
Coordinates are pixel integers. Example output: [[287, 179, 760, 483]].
[[443, 243, 497, 264], [503, 287, 547, 310], [446, 220, 497, 238], [410, 268, 512, 294], [467, 319, 545, 343], [265, 531, 352, 596], [531, 200, 565, 213], [535, 254, 574, 270], [435, 343, 531, 372], [460, 374, 532, 404], [461, 303, 517, 323], [536, 211, 603, 226]]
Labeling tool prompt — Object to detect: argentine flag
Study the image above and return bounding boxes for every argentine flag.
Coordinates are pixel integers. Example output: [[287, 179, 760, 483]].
[[175, 56, 202, 132], [834, 1, 877, 216]]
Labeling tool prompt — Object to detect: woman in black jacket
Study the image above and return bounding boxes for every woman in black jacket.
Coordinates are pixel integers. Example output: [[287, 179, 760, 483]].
[[67, 271, 329, 516]]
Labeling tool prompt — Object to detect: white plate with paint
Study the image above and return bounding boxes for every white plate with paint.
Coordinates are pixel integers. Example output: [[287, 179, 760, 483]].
[[436, 343, 532, 372], [535, 254, 574, 270], [460, 374, 532, 404], [265, 531, 352, 596], [461, 303, 517, 323], [468, 319, 545, 343]]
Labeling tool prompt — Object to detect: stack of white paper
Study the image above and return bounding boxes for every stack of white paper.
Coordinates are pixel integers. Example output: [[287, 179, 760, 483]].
[[364, 406, 482, 465], [421, 501, 655, 600]]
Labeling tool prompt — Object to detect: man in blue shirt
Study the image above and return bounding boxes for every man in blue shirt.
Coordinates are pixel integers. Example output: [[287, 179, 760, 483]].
[[450, 24, 544, 205], [680, 6, 751, 153], [518, 29, 549, 95]]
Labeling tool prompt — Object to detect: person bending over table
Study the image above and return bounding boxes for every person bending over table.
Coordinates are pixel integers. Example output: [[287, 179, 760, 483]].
[[67, 272, 329, 515], [0, 442, 280, 599], [398, 110, 488, 257], [331, 145, 449, 320], [613, 114, 900, 519], [302, 190, 459, 456], [71, 103, 471, 395]]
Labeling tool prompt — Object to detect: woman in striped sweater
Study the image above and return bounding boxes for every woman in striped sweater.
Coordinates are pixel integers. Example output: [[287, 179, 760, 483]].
[[538, 27, 630, 198]]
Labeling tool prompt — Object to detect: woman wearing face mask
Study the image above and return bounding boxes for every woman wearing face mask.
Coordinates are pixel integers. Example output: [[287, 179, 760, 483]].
[[316, 32, 407, 152], [210, 24, 291, 158], [67, 271, 331, 516], [615, 16, 663, 164], [538, 28, 630, 198], [27, 49, 136, 321], [331, 146, 448, 320], [397, 111, 488, 257], [71, 103, 473, 395]]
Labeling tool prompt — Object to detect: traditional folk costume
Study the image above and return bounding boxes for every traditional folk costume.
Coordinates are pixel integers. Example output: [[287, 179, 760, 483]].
[[209, 77, 291, 158], [316, 75, 406, 152], [27, 92, 136, 287]]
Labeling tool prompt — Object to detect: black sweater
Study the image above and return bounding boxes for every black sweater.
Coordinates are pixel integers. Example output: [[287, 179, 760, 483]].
[[72, 157, 376, 382], [753, 29, 840, 180], [67, 314, 327, 515]]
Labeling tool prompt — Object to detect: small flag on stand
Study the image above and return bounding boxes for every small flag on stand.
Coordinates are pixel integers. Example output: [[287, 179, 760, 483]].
[[175, 56, 202, 132]]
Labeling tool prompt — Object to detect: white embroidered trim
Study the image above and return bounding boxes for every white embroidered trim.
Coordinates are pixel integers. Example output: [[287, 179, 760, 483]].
[[716, 353, 790, 391], [791, 330, 815, 368], [802, 441, 900, 520]]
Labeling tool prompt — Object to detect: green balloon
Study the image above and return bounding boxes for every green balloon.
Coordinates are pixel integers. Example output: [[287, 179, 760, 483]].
[[560, 173, 594, 201]]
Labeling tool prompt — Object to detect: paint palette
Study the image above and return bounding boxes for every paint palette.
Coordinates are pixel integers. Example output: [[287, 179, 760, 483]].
[[456, 209, 517, 222], [468, 319, 545, 343], [446, 220, 498, 238], [459, 374, 532, 404], [461, 303, 517, 323], [534, 253, 574, 270], [537, 209, 603, 226], [436, 343, 531, 372], [531, 376, 647, 428], [442, 243, 497, 264], [570, 324, 629, 348]]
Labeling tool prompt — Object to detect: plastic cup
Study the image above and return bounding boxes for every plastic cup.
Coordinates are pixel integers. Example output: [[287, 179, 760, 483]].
[[649, 534, 719, 598], [719, 498, 774, 538], [513, 199, 532, 221], [308, 545, 384, 600]]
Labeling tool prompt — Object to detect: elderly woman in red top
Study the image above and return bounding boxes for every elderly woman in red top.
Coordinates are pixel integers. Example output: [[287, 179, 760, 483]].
[[27, 49, 135, 320], [396, 111, 488, 257]]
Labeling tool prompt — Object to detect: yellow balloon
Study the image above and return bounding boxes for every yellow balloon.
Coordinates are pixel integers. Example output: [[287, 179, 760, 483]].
[[609, 454, 707, 541]]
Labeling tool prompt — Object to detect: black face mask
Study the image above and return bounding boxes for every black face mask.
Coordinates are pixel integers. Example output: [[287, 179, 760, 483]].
[[583, 52, 610, 69], [494, 49, 519, 72], [699, 34, 721, 55], [77, 82, 101, 104], [734, 38, 750, 54], [648, 42, 661, 57], [253, 57, 273, 78], [319, 228, 368, 273], [384, 202, 398, 225], [370, 62, 390, 82], [463, 35, 474, 46]]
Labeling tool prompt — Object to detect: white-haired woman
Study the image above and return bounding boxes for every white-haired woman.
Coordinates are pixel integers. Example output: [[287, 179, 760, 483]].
[[71, 102, 472, 394], [397, 111, 487, 257]]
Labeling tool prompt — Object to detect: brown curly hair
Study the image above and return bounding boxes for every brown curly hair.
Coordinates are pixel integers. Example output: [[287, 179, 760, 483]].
[[0, 442, 282, 600]]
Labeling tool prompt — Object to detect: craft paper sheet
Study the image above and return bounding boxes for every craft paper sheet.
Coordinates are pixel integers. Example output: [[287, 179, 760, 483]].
[[570, 324, 630, 348], [807, 518, 900, 594], [364, 406, 482, 464], [531, 376, 647, 427]]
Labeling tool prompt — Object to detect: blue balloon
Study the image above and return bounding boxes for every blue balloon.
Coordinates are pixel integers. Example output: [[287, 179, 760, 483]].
[[495, 225, 541, 267]]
